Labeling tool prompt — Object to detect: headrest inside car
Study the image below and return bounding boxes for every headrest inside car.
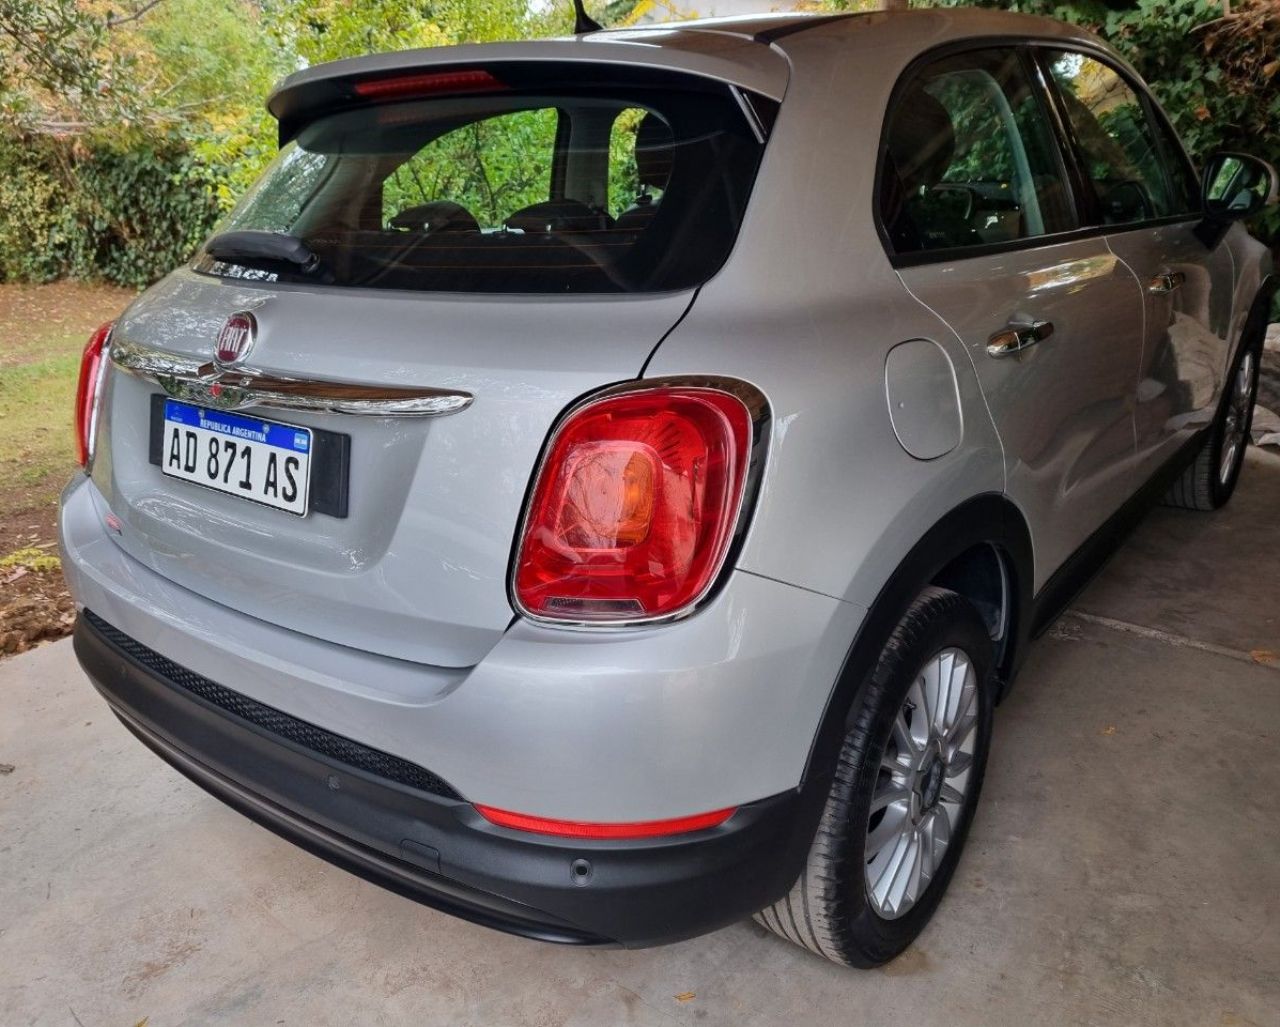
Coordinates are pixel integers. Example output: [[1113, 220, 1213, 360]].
[[635, 112, 675, 191]]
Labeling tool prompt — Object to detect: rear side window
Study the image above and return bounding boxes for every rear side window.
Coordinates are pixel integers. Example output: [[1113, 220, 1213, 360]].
[[1045, 50, 1198, 224], [880, 48, 1074, 256], [195, 69, 768, 294]]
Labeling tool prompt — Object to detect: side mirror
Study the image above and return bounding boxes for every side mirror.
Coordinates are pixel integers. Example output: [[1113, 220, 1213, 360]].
[[1203, 152, 1278, 220], [1195, 152, 1278, 247]]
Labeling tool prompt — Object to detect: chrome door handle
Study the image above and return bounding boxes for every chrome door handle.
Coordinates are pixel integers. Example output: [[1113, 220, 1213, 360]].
[[1147, 271, 1186, 294], [987, 319, 1054, 358]]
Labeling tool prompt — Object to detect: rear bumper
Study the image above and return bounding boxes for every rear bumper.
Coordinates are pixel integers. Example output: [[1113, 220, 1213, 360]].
[[59, 472, 862, 825], [74, 610, 811, 947]]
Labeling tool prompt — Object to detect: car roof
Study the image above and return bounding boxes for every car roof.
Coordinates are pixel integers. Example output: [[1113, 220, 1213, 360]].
[[268, 8, 1106, 141]]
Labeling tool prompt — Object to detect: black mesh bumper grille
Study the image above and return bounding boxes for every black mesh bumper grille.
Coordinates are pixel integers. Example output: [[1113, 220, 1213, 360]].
[[83, 609, 461, 801]]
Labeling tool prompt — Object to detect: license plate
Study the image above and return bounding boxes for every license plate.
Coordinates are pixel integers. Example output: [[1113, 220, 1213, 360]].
[[160, 400, 312, 516]]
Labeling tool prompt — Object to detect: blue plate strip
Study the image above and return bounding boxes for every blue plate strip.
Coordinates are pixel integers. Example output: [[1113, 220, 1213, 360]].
[[164, 400, 310, 454]]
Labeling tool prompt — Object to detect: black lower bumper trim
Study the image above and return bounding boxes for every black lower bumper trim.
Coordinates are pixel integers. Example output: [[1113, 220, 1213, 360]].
[[74, 611, 812, 947], [82, 609, 460, 800], [110, 701, 600, 944]]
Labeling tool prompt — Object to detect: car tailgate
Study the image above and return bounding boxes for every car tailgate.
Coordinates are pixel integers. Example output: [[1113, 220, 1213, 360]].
[[92, 270, 692, 666]]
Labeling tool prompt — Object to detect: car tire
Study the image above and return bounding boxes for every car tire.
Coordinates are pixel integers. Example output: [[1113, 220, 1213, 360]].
[[1164, 339, 1260, 511], [755, 586, 995, 967]]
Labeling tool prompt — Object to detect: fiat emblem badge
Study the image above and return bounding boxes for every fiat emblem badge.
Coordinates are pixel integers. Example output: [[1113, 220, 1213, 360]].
[[214, 311, 257, 368]]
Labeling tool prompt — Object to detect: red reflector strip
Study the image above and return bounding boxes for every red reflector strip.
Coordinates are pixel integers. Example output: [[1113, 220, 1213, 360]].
[[473, 805, 737, 839], [353, 69, 504, 101]]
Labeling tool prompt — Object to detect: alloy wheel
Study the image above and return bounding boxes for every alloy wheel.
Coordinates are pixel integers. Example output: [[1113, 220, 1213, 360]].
[[1219, 350, 1255, 487], [865, 647, 979, 920]]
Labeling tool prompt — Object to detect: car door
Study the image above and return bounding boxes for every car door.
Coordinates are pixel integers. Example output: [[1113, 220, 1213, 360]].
[[882, 46, 1146, 588], [1040, 47, 1235, 474]]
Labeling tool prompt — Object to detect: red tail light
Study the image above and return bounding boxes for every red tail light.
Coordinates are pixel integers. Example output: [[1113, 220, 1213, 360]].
[[353, 69, 504, 101], [75, 322, 114, 468], [513, 385, 754, 623], [474, 804, 736, 839]]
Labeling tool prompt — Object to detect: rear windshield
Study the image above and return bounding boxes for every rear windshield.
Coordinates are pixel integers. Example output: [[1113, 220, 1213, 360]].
[[195, 68, 770, 294]]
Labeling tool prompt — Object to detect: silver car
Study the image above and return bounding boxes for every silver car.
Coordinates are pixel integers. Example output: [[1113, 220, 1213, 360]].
[[60, 9, 1277, 967]]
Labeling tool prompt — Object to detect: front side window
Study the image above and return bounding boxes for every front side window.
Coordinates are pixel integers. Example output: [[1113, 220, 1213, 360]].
[[880, 48, 1074, 256], [1045, 50, 1197, 224], [196, 69, 767, 294]]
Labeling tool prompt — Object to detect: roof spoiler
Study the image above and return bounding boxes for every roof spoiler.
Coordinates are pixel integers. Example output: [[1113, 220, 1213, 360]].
[[267, 47, 790, 147]]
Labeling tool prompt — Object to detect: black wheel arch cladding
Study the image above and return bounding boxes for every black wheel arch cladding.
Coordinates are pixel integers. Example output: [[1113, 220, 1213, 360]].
[[778, 494, 1031, 897]]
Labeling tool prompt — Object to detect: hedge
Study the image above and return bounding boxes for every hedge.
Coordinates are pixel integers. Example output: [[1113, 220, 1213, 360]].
[[0, 136, 221, 288]]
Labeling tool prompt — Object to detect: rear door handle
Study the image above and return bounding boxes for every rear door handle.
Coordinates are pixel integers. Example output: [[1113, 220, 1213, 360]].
[[987, 319, 1054, 358], [1147, 271, 1186, 294]]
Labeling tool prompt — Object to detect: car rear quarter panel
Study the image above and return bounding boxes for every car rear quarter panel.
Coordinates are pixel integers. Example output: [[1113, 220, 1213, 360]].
[[648, 14, 1030, 610]]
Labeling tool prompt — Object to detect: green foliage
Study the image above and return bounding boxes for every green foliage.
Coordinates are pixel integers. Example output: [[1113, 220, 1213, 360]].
[[375, 104, 645, 229], [2, 0, 1277, 287], [0, 1, 626, 286], [1100, 0, 1280, 243], [142, 0, 290, 203], [262, 0, 572, 68], [0, 135, 220, 286], [382, 108, 561, 228], [0, 0, 283, 285], [0, 0, 144, 136]]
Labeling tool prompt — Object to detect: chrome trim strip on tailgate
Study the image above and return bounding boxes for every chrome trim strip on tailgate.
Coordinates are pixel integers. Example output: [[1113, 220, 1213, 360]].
[[111, 340, 474, 417]]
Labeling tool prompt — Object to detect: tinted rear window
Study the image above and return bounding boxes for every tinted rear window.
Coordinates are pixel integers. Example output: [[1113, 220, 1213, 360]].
[[195, 68, 770, 294]]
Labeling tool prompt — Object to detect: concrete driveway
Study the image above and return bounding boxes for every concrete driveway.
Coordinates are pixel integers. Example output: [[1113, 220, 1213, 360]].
[[3, 451, 1279, 1027]]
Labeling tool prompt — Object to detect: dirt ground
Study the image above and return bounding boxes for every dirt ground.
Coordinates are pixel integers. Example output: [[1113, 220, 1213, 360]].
[[0, 282, 136, 656]]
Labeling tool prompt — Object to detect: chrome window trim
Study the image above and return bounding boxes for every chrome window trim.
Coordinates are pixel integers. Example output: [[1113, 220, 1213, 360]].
[[110, 339, 473, 418], [507, 375, 772, 632], [731, 85, 767, 145], [889, 212, 1204, 270]]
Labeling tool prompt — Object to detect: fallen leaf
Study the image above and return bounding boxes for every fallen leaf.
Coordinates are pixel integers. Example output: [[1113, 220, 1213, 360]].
[[674, 992, 696, 1003], [1250, 650, 1277, 666], [1101, 725, 1117, 736], [0, 763, 14, 775]]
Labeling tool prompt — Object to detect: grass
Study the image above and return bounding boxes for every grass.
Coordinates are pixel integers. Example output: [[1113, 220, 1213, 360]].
[[0, 356, 79, 486], [0, 325, 95, 370], [0, 352, 82, 518], [0, 282, 135, 518], [0, 282, 137, 368], [0, 547, 60, 573]]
